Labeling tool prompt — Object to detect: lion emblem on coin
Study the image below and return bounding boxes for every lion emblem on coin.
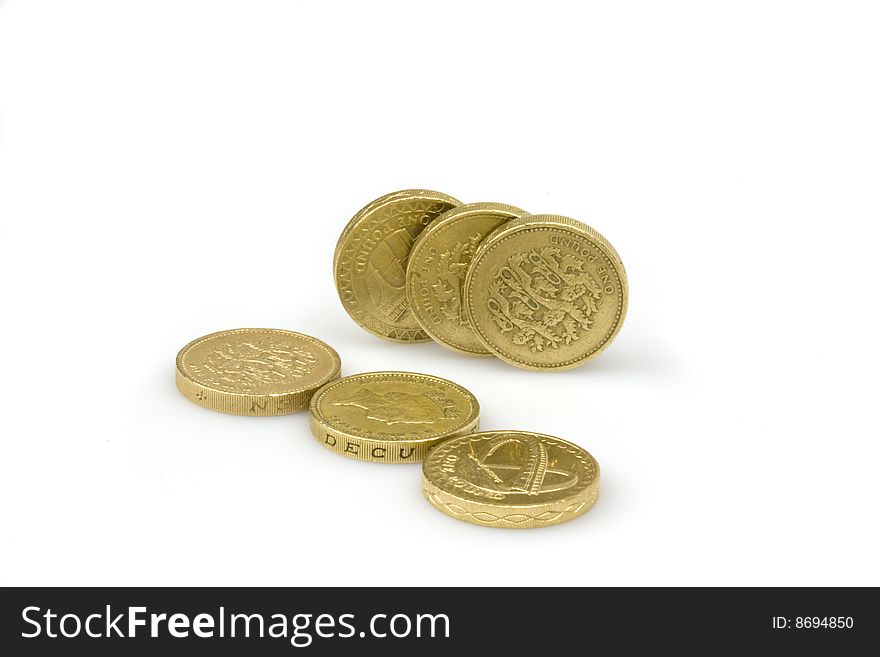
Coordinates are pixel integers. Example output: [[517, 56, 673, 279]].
[[487, 247, 603, 352]]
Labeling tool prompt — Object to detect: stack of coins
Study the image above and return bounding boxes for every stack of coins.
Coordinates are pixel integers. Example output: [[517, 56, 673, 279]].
[[334, 189, 628, 370], [175, 188, 618, 529]]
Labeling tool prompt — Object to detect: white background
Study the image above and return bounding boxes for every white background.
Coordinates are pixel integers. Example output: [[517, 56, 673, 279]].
[[1, 1, 878, 586]]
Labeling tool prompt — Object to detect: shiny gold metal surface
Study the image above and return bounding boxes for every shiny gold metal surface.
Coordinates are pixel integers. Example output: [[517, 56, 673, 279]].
[[334, 189, 461, 342], [309, 371, 479, 464], [176, 328, 341, 415], [423, 430, 599, 528], [464, 215, 628, 370], [406, 202, 527, 355]]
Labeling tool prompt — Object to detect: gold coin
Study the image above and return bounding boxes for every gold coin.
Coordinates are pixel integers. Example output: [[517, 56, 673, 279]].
[[334, 189, 461, 342], [176, 328, 341, 415], [309, 371, 479, 464], [464, 215, 628, 370], [422, 430, 599, 528], [406, 202, 527, 355]]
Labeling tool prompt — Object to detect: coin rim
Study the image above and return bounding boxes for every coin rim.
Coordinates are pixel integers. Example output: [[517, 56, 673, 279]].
[[463, 214, 628, 370], [406, 202, 527, 356], [333, 189, 462, 343], [175, 328, 342, 415], [422, 430, 600, 529], [308, 371, 481, 463]]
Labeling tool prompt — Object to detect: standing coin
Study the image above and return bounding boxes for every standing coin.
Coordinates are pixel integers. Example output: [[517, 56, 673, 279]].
[[422, 430, 600, 528], [176, 328, 341, 415], [309, 371, 479, 464], [335, 189, 461, 342], [464, 215, 628, 370], [406, 202, 527, 355]]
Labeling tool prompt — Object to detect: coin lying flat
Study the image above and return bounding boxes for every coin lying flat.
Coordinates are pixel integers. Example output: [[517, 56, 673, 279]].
[[464, 215, 628, 370], [422, 430, 599, 528], [334, 189, 461, 342], [406, 202, 527, 355], [176, 328, 341, 415], [309, 371, 479, 464]]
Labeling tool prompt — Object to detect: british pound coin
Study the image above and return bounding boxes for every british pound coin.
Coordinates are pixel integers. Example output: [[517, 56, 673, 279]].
[[464, 215, 628, 370], [334, 189, 461, 342], [176, 328, 341, 415], [309, 371, 480, 464], [406, 202, 527, 355], [422, 430, 599, 528]]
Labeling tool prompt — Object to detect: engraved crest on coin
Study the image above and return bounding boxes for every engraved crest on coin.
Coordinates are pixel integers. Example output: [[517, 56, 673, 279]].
[[487, 246, 603, 353], [363, 214, 418, 322], [187, 338, 317, 390], [334, 190, 461, 342], [432, 234, 481, 326], [461, 433, 580, 497], [422, 430, 599, 528], [406, 202, 526, 355], [464, 215, 627, 370], [331, 387, 461, 425], [309, 371, 480, 463], [176, 328, 341, 415]]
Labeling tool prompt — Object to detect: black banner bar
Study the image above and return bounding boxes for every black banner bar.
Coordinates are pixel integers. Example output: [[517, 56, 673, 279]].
[[0, 587, 874, 655]]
